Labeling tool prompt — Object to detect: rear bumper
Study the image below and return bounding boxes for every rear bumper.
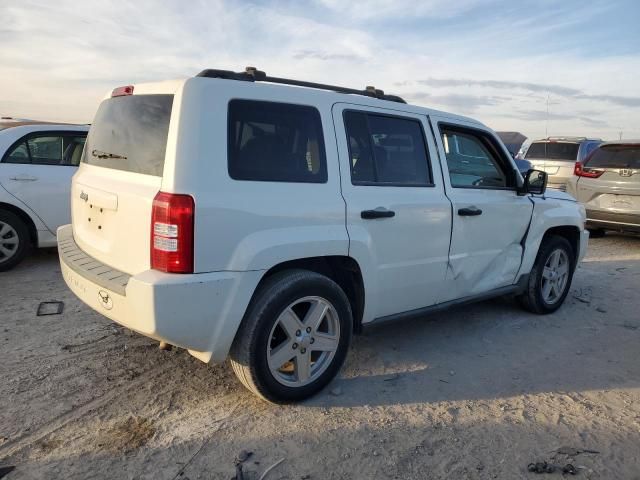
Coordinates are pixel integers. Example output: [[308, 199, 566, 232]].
[[57, 225, 263, 363], [586, 209, 640, 232]]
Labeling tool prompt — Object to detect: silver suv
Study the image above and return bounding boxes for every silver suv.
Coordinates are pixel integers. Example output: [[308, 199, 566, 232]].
[[567, 140, 640, 235], [525, 137, 601, 191]]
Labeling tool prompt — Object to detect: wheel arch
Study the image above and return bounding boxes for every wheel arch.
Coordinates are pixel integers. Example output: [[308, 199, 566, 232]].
[[0, 202, 38, 246], [541, 225, 581, 259], [253, 256, 366, 333]]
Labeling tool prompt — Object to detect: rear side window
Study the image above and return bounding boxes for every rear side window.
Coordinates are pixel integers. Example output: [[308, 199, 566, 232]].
[[3, 141, 29, 164], [83, 94, 173, 176], [525, 142, 579, 161], [2, 132, 86, 166], [585, 145, 640, 169], [228, 100, 327, 183], [343, 111, 432, 186]]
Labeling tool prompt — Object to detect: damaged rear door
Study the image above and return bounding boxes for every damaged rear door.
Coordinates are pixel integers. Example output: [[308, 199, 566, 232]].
[[429, 117, 534, 302]]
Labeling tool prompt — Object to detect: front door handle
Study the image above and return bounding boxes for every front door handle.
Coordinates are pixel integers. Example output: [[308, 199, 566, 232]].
[[9, 174, 38, 182], [458, 206, 483, 216], [361, 207, 396, 219]]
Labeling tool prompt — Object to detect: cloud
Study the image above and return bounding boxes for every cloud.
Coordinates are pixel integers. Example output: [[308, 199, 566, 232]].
[[292, 49, 363, 62], [0, 0, 638, 141], [502, 110, 609, 130], [409, 78, 640, 108], [405, 92, 509, 112], [315, 0, 493, 20]]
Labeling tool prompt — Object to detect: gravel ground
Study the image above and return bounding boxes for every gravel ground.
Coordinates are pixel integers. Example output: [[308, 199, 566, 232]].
[[1, 233, 639, 480]]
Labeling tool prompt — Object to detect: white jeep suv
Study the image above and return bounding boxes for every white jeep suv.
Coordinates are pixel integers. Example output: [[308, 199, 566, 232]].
[[58, 68, 588, 402]]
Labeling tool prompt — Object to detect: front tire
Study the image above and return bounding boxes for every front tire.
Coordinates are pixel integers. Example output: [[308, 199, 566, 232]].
[[229, 269, 353, 403], [518, 235, 575, 314], [0, 210, 30, 272]]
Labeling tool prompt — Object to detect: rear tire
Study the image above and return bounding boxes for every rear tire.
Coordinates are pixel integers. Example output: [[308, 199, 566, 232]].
[[518, 235, 575, 314], [229, 269, 352, 403], [587, 228, 605, 238], [0, 210, 30, 272]]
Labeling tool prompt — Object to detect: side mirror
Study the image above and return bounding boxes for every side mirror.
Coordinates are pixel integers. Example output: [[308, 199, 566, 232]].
[[523, 169, 548, 195]]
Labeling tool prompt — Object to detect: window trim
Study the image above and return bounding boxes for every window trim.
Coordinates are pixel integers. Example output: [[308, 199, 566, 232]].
[[438, 122, 517, 191], [342, 109, 435, 188], [226, 98, 329, 184], [1, 131, 87, 166]]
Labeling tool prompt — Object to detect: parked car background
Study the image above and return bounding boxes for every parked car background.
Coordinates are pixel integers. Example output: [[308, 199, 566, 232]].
[[566, 140, 640, 236], [525, 136, 601, 191], [496, 131, 531, 174], [0, 120, 88, 270], [496, 131, 527, 157]]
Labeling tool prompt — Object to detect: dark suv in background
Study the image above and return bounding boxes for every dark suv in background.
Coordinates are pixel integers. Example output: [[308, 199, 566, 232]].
[[525, 136, 601, 191]]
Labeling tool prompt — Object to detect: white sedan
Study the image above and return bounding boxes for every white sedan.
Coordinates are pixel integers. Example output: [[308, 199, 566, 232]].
[[0, 119, 89, 270]]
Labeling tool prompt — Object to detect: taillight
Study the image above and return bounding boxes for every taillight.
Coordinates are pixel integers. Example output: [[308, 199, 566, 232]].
[[112, 85, 134, 97], [574, 161, 604, 178], [151, 192, 194, 273]]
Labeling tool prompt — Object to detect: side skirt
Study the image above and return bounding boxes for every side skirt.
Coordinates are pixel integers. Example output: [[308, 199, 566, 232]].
[[366, 274, 529, 329]]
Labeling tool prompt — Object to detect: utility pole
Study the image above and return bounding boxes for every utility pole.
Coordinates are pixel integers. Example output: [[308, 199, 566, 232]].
[[545, 93, 550, 138]]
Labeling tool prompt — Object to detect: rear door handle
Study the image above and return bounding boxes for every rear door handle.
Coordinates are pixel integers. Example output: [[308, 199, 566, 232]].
[[458, 206, 482, 216], [10, 174, 38, 182], [361, 208, 396, 219]]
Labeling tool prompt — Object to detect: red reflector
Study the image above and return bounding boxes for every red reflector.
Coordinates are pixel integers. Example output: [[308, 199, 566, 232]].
[[112, 85, 134, 97], [151, 192, 194, 273], [574, 161, 604, 178]]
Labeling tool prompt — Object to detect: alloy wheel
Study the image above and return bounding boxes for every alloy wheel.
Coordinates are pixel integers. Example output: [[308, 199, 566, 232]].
[[267, 296, 340, 387], [0, 221, 19, 263], [541, 248, 570, 304]]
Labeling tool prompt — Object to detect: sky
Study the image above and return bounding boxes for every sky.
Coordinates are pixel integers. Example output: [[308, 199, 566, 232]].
[[1, 0, 639, 141]]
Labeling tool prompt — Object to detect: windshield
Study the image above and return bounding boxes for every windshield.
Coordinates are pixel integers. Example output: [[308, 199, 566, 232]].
[[585, 145, 640, 169], [525, 142, 579, 161], [82, 94, 173, 176]]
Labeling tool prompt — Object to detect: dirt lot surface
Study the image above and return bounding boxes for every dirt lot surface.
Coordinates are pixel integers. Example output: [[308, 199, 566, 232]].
[[1, 234, 640, 479]]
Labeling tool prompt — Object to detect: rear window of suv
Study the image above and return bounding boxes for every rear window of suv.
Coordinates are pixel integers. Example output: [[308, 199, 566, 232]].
[[585, 145, 640, 169], [525, 142, 579, 161], [228, 100, 327, 183], [82, 94, 173, 176]]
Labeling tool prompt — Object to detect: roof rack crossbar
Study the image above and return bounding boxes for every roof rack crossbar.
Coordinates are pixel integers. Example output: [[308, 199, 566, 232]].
[[195, 67, 406, 104]]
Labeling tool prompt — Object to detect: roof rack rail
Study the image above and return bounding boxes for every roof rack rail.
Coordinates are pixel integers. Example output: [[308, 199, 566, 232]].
[[195, 66, 407, 104], [545, 136, 588, 141]]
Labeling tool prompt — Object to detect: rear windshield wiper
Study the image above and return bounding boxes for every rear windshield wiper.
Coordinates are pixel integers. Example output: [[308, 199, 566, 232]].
[[92, 149, 127, 160]]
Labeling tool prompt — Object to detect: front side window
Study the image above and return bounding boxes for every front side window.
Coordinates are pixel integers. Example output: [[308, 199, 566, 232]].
[[28, 136, 63, 165], [441, 127, 509, 188], [228, 100, 327, 183], [344, 111, 431, 186]]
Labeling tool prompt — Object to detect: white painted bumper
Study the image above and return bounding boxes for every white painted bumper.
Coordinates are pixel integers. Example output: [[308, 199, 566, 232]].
[[578, 229, 589, 263], [58, 225, 263, 363]]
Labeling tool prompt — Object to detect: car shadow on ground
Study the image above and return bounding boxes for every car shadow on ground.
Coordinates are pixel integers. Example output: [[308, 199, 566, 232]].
[[304, 247, 640, 408]]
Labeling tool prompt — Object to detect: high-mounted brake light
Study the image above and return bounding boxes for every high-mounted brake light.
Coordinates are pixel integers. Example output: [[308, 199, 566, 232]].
[[151, 192, 194, 273], [111, 85, 134, 97], [574, 161, 604, 178]]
